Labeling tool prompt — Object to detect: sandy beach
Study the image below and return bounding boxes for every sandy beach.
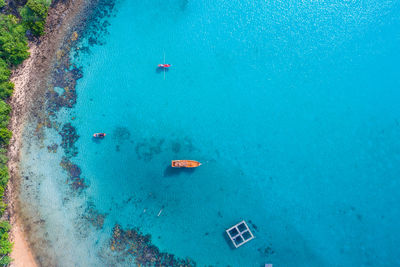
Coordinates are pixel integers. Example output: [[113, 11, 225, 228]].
[[6, 0, 87, 265]]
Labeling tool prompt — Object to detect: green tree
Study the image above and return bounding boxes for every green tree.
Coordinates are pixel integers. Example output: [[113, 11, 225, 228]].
[[0, 59, 15, 99], [0, 101, 10, 128], [0, 165, 9, 187], [0, 15, 30, 66], [0, 165, 9, 215], [20, 0, 50, 36], [0, 59, 10, 82], [0, 220, 12, 265], [0, 127, 11, 145], [0, 196, 5, 215], [0, 80, 13, 99]]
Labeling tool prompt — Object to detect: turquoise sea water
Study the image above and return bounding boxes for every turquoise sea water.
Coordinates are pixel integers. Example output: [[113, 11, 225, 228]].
[[19, 0, 400, 266]]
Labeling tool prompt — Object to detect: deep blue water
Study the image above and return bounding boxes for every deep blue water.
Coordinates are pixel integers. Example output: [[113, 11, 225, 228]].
[[19, 0, 400, 266]]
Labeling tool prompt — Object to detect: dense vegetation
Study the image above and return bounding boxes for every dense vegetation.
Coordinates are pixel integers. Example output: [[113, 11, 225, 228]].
[[20, 0, 50, 36], [0, 0, 50, 264]]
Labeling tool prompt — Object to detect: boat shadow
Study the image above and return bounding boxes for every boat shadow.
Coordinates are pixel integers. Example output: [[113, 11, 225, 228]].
[[92, 137, 104, 143], [155, 67, 169, 74], [163, 166, 196, 177]]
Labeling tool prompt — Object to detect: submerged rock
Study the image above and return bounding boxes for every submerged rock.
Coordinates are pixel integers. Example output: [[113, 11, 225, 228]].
[[47, 143, 58, 153], [71, 31, 79, 41]]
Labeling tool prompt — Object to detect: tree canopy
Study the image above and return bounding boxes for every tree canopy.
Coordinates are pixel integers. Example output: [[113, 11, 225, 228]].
[[0, 14, 30, 66], [20, 0, 50, 36]]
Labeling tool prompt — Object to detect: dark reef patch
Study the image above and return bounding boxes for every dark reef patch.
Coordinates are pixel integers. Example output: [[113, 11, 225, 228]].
[[46, 34, 83, 117], [135, 138, 165, 161], [60, 156, 81, 178], [248, 220, 258, 232], [258, 246, 275, 256], [60, 157, 88, 191], [112, 126, 131, 143], [182, 137, 196, 152], [70, 173, 87, 191], [110, 224, 196, 267], [170, 137, 197, 154], [71, 0, 118, 56], [47, 143, 58, 153], [170, 141, 181, 153], [46, 83, 79, 113], [83, 202, 107, 230], [59, 123, 79, 157]]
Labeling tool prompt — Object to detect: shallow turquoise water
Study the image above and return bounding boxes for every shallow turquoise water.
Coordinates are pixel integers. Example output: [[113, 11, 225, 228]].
[[20, 0, 400, 266]]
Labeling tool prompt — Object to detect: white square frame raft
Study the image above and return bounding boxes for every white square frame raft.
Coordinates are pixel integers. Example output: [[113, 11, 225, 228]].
[[226, 220, 255, 248]]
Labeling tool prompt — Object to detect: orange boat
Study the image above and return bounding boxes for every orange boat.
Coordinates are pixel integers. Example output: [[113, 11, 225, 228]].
[[171, 160, 201, 168]]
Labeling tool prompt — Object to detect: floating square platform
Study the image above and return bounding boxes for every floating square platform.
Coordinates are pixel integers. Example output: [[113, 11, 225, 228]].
[[226, 220, 254, 248]]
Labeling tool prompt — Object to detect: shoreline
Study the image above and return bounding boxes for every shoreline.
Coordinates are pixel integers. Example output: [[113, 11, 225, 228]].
[[7, 44, 40, 267], [6, 0, 88, 265]]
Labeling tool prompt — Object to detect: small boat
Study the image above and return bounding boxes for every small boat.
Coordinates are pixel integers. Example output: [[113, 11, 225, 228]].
[[158, 64, 171, 68], [93, 133, 106, 138], [171, 160, 201, 168]]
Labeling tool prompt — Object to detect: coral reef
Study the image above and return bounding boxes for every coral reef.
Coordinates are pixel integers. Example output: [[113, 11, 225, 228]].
[[135, 138, 165, 161], [110, 224, 196, 267], [59, 156, 87, 190], [59, 123, 79, 157], [83, 203, 107, 230], [46, 143, 58, 153]]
